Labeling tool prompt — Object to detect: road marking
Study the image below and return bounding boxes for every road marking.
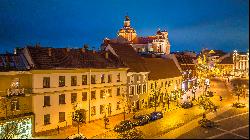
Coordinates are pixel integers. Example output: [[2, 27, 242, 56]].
[[214, 112, 249, 123], [207, 125, 249, 139]]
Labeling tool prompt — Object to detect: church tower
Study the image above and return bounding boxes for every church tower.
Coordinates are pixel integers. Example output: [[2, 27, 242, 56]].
[[117, 15, 137, 42]]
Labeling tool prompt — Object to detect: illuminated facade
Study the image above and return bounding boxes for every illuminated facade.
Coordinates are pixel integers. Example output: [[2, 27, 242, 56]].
[[21, 46, 128, 133], [101, 42, 149, 112], [0, 59, 33, 139], [117, 15, 137, 42], [143, 58, 182, 106], [30, 69, 127, 133], [117, 16, 171, 55], [233, 50, 249, 77]]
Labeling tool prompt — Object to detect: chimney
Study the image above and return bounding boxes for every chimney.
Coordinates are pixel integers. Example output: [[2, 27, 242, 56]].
[[48, 48, 52, 56], [105, 52, 109, 59]]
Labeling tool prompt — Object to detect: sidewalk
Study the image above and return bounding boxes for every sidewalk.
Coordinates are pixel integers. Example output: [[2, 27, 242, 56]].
[[33, 102, 180, 139]]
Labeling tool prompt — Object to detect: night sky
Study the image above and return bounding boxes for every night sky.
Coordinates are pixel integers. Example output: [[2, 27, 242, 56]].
[[0, 0, 249, 53]]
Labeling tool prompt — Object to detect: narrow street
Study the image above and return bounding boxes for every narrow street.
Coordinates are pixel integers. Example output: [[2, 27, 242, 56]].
[[155, 77, 248, 139]]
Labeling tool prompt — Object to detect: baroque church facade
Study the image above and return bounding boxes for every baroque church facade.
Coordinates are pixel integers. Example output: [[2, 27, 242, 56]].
[[117, 15, 171, 55]]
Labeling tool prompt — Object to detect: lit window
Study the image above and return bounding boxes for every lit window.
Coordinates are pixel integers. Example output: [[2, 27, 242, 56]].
[[43, 77, 50, 88], [82, 75, 87, 85], [59, 76, 65, 87]]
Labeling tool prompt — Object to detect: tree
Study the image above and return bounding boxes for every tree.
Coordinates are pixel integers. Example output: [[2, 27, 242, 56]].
[[149, 82, 164, 112], [233, 83, 245, 103], [72, 104, 85, 134]]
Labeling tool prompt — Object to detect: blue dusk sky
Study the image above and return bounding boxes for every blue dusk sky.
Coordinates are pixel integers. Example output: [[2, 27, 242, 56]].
[[0, 0, 249, 53]]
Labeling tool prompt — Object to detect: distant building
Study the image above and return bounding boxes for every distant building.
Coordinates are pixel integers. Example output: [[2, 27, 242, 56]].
[[0, 53, 33, 139], [171, 52, 197, 91], [217, 53, 234, 76], [143, 57, 182, 107], [117, 15, 171, 55], [233, 50, 249, 77]]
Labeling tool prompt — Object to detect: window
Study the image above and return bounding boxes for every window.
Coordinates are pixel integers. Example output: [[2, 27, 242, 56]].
[[151, 83, 154, 89], [91, 75, 96, 84], [100, 105, 105, 114], [130, 76, 134, 83], [10, 100, 19, 111], [59, 112, 65, 122], [137, 85, 141, 94], [71, 76, 77, 86], [101, 74, 105, 83], [44, 96, 50, 107], [143, 85, 146, 93], [91, 106, 96, 116], [82, 75, 87, 85], [116, 101, 121, 110], [82, 92, 87, 101], [91, 91, 96, 100], [161, 82, 163, 87], [44, 114, 50, 125], [108, 74, 112, 83], [100, 90, 105, 99], [71, 93, 77, 103], [117, 87, 120, 96], [130, 86, 135, 95], [117, 73, 121, 82], [165, 81, 168, 87], [108, 89, 112, 97], [59, 76, 65, 87], [43, 77, 50, 88], [59, 94, 66, 104]]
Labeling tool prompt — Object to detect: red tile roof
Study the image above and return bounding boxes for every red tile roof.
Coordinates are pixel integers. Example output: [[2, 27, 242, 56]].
[[26, 47, 126, 69], [143, 58, 182, 80], [132, 36, 157, 44], [104, 43, 149, 72]]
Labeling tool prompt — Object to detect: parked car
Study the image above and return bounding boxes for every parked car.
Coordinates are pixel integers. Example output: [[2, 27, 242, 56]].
[[206, 91, 214, 97], [149, 112, 163, 121], [114, 120, 134, 132], [233, 102, 246, 108], [181, 102, 193, 109], [133, 115, 150, 126], [66, 133, 87, 139]]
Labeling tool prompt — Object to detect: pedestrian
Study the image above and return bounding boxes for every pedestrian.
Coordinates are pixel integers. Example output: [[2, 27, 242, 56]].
[[220, 96, 223, 101]]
